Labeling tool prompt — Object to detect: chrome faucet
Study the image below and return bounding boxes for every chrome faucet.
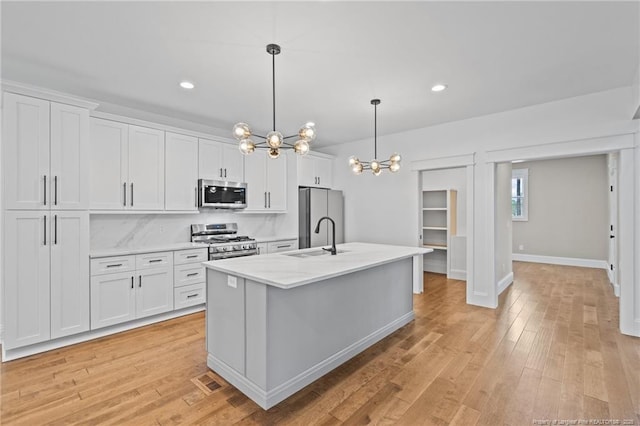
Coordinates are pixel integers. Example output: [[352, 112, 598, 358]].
[[314, 216, 337, 255]]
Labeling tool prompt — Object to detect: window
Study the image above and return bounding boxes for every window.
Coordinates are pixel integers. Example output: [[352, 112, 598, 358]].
[[512, 168, 528, 221]]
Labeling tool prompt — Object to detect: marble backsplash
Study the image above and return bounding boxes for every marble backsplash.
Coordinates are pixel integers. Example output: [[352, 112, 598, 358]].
[[90, 210, 297, 250]]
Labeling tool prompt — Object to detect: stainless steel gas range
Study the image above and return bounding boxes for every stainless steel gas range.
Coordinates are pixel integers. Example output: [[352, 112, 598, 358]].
[[190, 223, 258, 260]]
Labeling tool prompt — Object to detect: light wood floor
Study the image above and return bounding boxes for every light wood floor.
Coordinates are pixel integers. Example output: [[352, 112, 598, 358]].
[[2, 262, 639, 425]]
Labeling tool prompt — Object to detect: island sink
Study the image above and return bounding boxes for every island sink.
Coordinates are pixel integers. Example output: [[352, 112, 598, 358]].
[[283, 249, 347, 258]]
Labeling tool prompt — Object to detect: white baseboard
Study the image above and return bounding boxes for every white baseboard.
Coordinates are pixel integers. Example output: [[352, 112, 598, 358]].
[[497, 272, 514, 295], [2, 305, 204, 362], [512, 253, 608, 270], [448, 269, 467, 281], [207, 311, 415, 410], [612, 282, 620, 297]]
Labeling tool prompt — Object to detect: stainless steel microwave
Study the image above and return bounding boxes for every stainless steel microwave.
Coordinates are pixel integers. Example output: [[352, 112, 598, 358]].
[[198, 179, 247, 209]]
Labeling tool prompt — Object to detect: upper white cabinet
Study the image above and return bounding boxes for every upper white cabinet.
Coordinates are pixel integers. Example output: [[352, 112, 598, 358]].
[[244, 152, 287, 212], [198, 138, 244, 183], [89, 118, 165, 210], [297, 154, 333, 188], [165, 132, 198, 211], [3, 92, 89, 210], [3, 210, 89, 349]]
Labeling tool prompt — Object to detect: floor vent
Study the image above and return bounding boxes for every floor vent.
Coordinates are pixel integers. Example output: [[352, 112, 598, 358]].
[[191, 371, 223, 395]]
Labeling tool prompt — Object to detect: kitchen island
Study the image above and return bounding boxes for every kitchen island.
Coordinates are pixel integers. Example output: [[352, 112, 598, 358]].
[[203, 242, 431, 409]]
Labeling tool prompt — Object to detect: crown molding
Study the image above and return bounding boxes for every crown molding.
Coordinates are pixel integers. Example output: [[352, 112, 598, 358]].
[[1, 80, 100, 110]]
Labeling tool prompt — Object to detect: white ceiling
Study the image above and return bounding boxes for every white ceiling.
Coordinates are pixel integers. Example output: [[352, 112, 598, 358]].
[[2, 1, 639, 147]]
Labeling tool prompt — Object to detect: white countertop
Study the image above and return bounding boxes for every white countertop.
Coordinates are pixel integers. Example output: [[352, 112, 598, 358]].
[[203, 242, 431, 289], [90, 242, 209, 258]]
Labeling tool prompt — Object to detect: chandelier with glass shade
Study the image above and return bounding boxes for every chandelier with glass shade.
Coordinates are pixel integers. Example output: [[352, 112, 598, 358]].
[[233, 43, 316, 159], [349, 99, 400, 175]]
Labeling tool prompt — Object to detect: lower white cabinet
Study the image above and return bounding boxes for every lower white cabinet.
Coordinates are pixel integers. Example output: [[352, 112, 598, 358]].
[[257, 239, 298, 255], [173, 248, 207, 309], [90, 252, 174, 330], [3, 210, 89, 349]]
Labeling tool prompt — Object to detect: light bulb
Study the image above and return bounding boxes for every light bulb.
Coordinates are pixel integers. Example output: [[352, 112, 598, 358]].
[[298, 123, 316, 142], [266, 131, 283, 148], [370, 160, 380, 172], [293, 139, 310, 155], [238, 139, 255, 155], [389, 162, 400, 172], [233, 123, 251, 140], [390, 153, 401, 163], [268, 148, 280, 159], [352, 162, 363, 175], [348, 156, 359, 166], [373, 168, 382, 176]]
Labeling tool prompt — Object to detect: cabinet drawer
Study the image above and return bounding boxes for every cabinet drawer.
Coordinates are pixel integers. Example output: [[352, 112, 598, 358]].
[[136, 252, 173, 270], [91, 255, 135, 276], [174, 248, 208, 265], [267, 240, 298, 253], [174, 283, 205, 309], [174, 264, 205, 288]]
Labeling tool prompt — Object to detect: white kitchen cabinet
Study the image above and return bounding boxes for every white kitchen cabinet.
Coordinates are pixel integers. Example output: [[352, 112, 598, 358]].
[[3, 92, 89, 210], [136, 268, 174, 319], [90, 252, 174, 330], [128, 125, 165, 210], [267, 239, 298, 253], [173, 247, 207, 309], [3, 210, 89, 349], [90, 118, 129, 209], [243, 153, 287, 212], [165, 132, 199, 211], [297, 154, 333, 188], [198, 138, 244, 183], [89, 119, 165, 211], [90, 272, 136, 329], [50, 211, 90, 339], [256, 242, 268, 255]]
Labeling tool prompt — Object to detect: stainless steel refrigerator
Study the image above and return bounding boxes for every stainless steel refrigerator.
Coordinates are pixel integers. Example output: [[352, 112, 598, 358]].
[[299, 187, 344, 249]]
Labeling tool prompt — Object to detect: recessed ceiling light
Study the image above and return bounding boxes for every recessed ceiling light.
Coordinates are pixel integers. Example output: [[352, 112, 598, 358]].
[[431, 84, 447, 92], [180, 81, 195, 90]]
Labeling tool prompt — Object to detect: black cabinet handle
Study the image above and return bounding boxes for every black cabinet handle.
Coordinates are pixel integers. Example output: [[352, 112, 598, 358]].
[[43, 175, 47, 205], [54, 176, 58, 205], [187, 293, 199, 299], [123, 183, 127, 206], [139, 275, 142, 287], [149, 259, 162, 263], [131, 276, 134, 289], [130, 183, 134, 206], [43, 215, 47, 245], [54, 214, 57, 245], [224, 168, 227, 178], [106, 263, 123, 268], [186, 255, 198, 259], [219, 168, 223, 178], [187, 272, 199, 277]]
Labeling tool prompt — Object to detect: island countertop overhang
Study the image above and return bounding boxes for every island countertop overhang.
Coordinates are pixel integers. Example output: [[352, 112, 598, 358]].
[[202, 242, 431, 289]]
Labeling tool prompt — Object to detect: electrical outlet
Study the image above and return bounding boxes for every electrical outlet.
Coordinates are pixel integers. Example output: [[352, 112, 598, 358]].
[[519, 244, 524, 251], [227, 275, 237, 288]]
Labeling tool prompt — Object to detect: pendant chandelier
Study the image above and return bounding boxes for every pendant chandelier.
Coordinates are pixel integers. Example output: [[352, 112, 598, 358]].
[[349, 99, 401, 175], [233, 43, 316, 159]]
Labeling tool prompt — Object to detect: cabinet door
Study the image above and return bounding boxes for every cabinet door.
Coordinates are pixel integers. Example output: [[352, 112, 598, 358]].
[[315, 157, 333, 189], [50, 211, 90, 339], [3, 93, 50, 210], [267, 154, 287, 211], [90, 118, 129, 210], [296, 155, 316, 187], [220, 143, 244, 182], [165, 132, 198, 211], [91, 271, 136, 329], [198, 138, 223, 180], [128, 125, 165, 210], [243, 154, 267, 211], [256, 242, 268, 255], [3, 212, 51, 349], [136, 268, 173, 319], [50, 103, 89, 209]]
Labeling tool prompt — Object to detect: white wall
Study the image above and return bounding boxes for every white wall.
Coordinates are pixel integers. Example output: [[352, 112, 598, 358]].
[[495, 162, 513, 292], [326, 86, 639, 324], [512, 155, 608, 261]]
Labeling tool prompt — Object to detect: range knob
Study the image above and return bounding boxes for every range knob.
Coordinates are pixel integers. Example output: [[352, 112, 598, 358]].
[[216, 247, 225, 253]]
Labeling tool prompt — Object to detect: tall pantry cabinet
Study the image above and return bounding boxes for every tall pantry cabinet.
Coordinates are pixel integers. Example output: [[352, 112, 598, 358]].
[[2, 92, 90, 350]]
